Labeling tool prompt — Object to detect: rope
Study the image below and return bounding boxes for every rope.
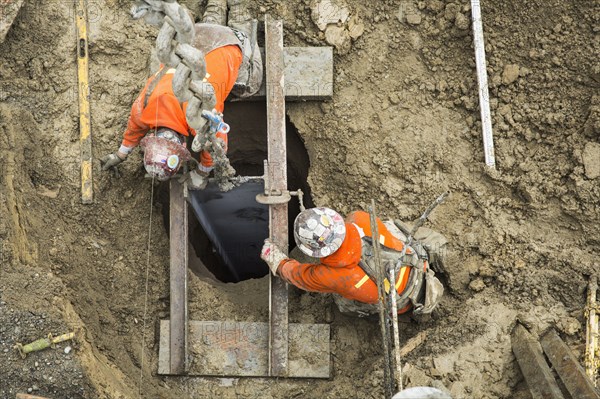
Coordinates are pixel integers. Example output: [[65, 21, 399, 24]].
[[138, 175, 155, 398], [138, 88, 161, 398]]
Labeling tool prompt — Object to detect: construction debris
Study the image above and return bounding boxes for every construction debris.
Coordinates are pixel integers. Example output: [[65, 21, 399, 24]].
[[513, 323, 600, 399], [16, 394, 52, 399], [15, 332, 75, 359], [541, 329, 600, 399], [511, 324, 565, 399]]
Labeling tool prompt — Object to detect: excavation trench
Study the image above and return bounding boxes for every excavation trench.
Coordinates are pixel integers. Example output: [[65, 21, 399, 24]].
[[185, 102, 313, 283]]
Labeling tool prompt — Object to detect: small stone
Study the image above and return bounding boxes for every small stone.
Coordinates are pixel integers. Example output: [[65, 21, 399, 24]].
[[454, 12, 469, 30], [347, 15, 364, 40], [311, 0, 350, 31], [406, 12, 422, 25], [27, 388, 33, 393], [389, 93, 400, 105], [324, 25, 352, 54], [64, 346, 72, 354], [32, 385, 39, 391], [469, 278, 486, 292], [3, 348, 8, 353], [434, 357, 455, 374], [582, 142, 600, 179], [428, 1, 444, 12], [557, 317, 581, 336], [124, 190, 133, 199], [444, 3, 460, 21], [502, 64, 520, 85]]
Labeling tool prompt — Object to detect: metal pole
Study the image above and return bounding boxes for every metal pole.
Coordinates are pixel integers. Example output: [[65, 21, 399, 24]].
[[388, 265, 403, 391], [586, 276, 599, 386], [265, 14, 289, 377], [370, 200, 395, 398], [470, 0, 496, 168]]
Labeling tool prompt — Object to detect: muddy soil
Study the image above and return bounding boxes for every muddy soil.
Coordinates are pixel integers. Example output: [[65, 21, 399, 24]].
[[0, 0, 598, 398]]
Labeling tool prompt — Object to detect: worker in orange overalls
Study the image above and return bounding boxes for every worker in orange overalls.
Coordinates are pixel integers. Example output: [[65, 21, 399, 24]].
[[261, 207, 446, 316], [101, 0, 261, 188]]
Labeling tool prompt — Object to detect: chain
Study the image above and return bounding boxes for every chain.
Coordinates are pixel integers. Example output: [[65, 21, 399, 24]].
[[131, 0, 236, 190]]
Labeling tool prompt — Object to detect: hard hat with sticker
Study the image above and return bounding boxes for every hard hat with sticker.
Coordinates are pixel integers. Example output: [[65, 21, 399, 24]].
[[293, 207, 347, 258], [167, 154, 180, 170]]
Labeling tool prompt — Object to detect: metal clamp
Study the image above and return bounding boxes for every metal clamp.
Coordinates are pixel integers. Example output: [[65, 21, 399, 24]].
[[255, 160, 305, 209]]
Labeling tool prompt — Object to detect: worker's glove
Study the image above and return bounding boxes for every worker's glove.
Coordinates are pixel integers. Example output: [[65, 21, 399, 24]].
[[260, 239, 288, 275], [180, 169, 209, 190], [100, 152, 126, 177]]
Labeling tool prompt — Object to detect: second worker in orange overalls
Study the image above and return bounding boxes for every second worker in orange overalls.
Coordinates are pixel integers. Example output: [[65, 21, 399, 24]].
[[261, 207, 447, 316]]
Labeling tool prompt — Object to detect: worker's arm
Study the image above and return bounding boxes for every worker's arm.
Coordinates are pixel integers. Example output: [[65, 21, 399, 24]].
[[118, 93, 150, 158], [100, 85, 150, 173], [260, 240, 336, 292], [277, 258, 347, 294]]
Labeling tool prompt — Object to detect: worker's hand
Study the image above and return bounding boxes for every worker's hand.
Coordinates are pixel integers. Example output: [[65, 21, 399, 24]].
[[260, 239, 288, 276], [180, 169, 209, 190], [100, 152, 126, 176]]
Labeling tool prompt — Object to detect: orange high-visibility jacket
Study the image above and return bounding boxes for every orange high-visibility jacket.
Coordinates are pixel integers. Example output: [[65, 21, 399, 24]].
[[120, 45, 243, 169], [278, 211, 426, 314]]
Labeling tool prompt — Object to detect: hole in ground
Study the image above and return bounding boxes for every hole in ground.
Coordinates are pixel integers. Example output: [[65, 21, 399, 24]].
[[187, 101, 314, 283]]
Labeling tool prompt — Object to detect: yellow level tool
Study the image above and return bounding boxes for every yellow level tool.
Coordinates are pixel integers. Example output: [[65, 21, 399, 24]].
[[76, 0, 93, 204]]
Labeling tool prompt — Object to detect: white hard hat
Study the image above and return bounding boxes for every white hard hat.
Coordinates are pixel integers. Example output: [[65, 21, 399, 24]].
[[392, 387, 452, 399], [293, 207, 346, 258], [140, 133, 190, 181]]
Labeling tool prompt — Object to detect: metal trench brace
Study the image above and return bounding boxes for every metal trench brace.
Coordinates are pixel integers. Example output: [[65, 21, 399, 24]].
[[157, 16, 332, 379]]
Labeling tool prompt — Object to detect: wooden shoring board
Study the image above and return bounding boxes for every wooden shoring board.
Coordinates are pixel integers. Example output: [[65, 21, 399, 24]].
[[265, 14, 289, 377], [231, 47, 333, 101], [511, 324, 565, 399], [168, 179, 188, 374], [158, 320, 330, 378], [541, 329, 600, 399]]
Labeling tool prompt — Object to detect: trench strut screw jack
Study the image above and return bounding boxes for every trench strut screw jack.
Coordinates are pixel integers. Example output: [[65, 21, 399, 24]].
[[255, 160, 305, 210]]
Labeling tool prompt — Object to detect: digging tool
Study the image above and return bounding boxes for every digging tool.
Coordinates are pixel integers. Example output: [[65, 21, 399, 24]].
[[76, 0, 93, 204], [369, 200, 396, 399], [470, 0, 496, 168], [15, 332, 75, 359], [586, 275, 599, 386]]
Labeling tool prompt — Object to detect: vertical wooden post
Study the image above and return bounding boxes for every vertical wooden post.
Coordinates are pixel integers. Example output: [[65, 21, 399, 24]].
[[265, 14, 289, 377], [169, 179, 188, 374]]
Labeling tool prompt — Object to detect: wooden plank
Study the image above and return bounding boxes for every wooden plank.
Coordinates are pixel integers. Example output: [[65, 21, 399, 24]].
[[231, 47, 333, 101], [76, 0, 93, 204], [158, 320, 330, 378], [399, 331, 427, 357], [541, 329, 600, 399], [169, 179, 188, 374], [511, 324, 565, 399], [265, 14, 289, 378]]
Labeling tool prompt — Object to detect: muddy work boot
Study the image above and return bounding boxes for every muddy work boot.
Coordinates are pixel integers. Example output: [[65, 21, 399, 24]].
[[227, 0, 252, 35], [203, 0, 227, 26], [227, 0, 263, 98]]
